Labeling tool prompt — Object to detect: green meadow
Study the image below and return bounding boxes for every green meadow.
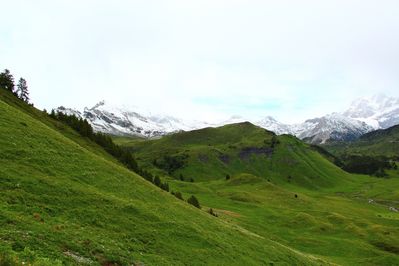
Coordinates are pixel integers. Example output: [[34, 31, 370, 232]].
[[0, 90, 319, 265], [126, 122, 399, 265], [0, 88, 398, 265]]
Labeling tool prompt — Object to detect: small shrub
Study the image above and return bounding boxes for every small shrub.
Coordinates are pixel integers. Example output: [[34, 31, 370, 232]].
[[172, 191, 184, 200], [270, 135, 280, 148], [187, 195, 201, 209], [225, 174, 231, 180], [208, 208, 218, 217], [161, 182, 169, 192], [154, 176, 161, 187], [141, 171, 153, 183]]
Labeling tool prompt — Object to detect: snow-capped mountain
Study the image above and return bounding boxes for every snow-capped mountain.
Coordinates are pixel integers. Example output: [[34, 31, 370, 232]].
[[254, 94, 398, 144], [343, 94, 399, 129], [56, 106, 82, 118], [253, 113, 372, 144], [55, 94, 399, 143], [256, 116, 294, 135], [290, 114, 372, 144], [57, 101, 201, 138]]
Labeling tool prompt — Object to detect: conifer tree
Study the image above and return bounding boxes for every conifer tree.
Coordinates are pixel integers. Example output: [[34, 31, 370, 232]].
[[0, 69, 15, 93], [187, 195, 201, 209], [174, 191, 183, 200], [17, 78, 29, 102]]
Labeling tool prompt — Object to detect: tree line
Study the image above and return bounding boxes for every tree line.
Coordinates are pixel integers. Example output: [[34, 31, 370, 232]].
[[340, 154, 396, 177], [1, 68, 205, 213], [0, 69, 30, 103], [49, 110, 140, 172]]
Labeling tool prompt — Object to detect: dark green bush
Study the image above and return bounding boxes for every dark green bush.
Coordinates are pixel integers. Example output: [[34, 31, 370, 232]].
[[187, 195, 201, 209], [172, 191, 184, 200]]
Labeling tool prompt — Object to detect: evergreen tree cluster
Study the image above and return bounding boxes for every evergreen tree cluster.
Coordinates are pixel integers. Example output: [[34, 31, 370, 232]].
[[341, 155, 394, 177], [49, 110, 139, 172], [153, 154, 188, 174], [0, 69, 30, 103]]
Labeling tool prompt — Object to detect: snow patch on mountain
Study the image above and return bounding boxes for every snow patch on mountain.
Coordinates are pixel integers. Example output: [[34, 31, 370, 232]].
[[344, 94, 399, 130], [81, 100, 201, 137], [256, 116, 294, 135], [254, 94, 398, 143], [56, 106, 82, 118], [253, 113, 372, 144], [293, 113, 372, 144], [55, 94, 399, 143]]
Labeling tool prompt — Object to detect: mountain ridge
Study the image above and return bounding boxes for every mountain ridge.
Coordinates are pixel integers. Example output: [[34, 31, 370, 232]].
[[56, 94, 399, 143]]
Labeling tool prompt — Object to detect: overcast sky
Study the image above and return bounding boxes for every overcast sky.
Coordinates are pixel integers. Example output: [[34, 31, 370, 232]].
[[1, 0, 399, 123]]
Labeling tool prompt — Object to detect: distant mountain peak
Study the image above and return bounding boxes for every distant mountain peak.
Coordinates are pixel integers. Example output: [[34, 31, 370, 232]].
[[55, 94, 399, 143], [93, 100, 106, 108], [344, 94, 399, 129]]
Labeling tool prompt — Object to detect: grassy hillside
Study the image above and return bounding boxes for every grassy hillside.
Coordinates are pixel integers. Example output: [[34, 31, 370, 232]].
[[322, 125, 399, 176], [130, 122, 354, 189], [0, 90, 321, 265], [324, 125, 399, 159], [123, 123, 399, 265]]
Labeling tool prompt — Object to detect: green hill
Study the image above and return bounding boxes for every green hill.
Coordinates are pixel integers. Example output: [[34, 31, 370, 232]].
[[324, 125, 399, 159], [129, 122, 354, 189], [124, 122, 399, 265], [322, 125, 399, 176], [0, 90, 320, 265]]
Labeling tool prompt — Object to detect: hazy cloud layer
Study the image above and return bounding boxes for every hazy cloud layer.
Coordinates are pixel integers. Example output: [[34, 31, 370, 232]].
[[1, 0, 399, 122]]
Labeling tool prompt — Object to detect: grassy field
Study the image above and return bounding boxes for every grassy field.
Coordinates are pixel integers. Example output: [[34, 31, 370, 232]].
[[124, 123, 399, 265], [112, 135, 146, 147], [0, 90, 327, 265]]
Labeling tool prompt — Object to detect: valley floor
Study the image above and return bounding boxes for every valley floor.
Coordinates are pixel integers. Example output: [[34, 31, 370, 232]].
[[166, 171, 399, 265]]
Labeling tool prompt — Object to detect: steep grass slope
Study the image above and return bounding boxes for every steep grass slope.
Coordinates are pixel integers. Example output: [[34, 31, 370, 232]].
[[0, 90, 320, 265]]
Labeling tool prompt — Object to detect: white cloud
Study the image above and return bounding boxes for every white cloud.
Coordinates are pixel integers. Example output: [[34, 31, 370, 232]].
[[1, 0, 399, 123]]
